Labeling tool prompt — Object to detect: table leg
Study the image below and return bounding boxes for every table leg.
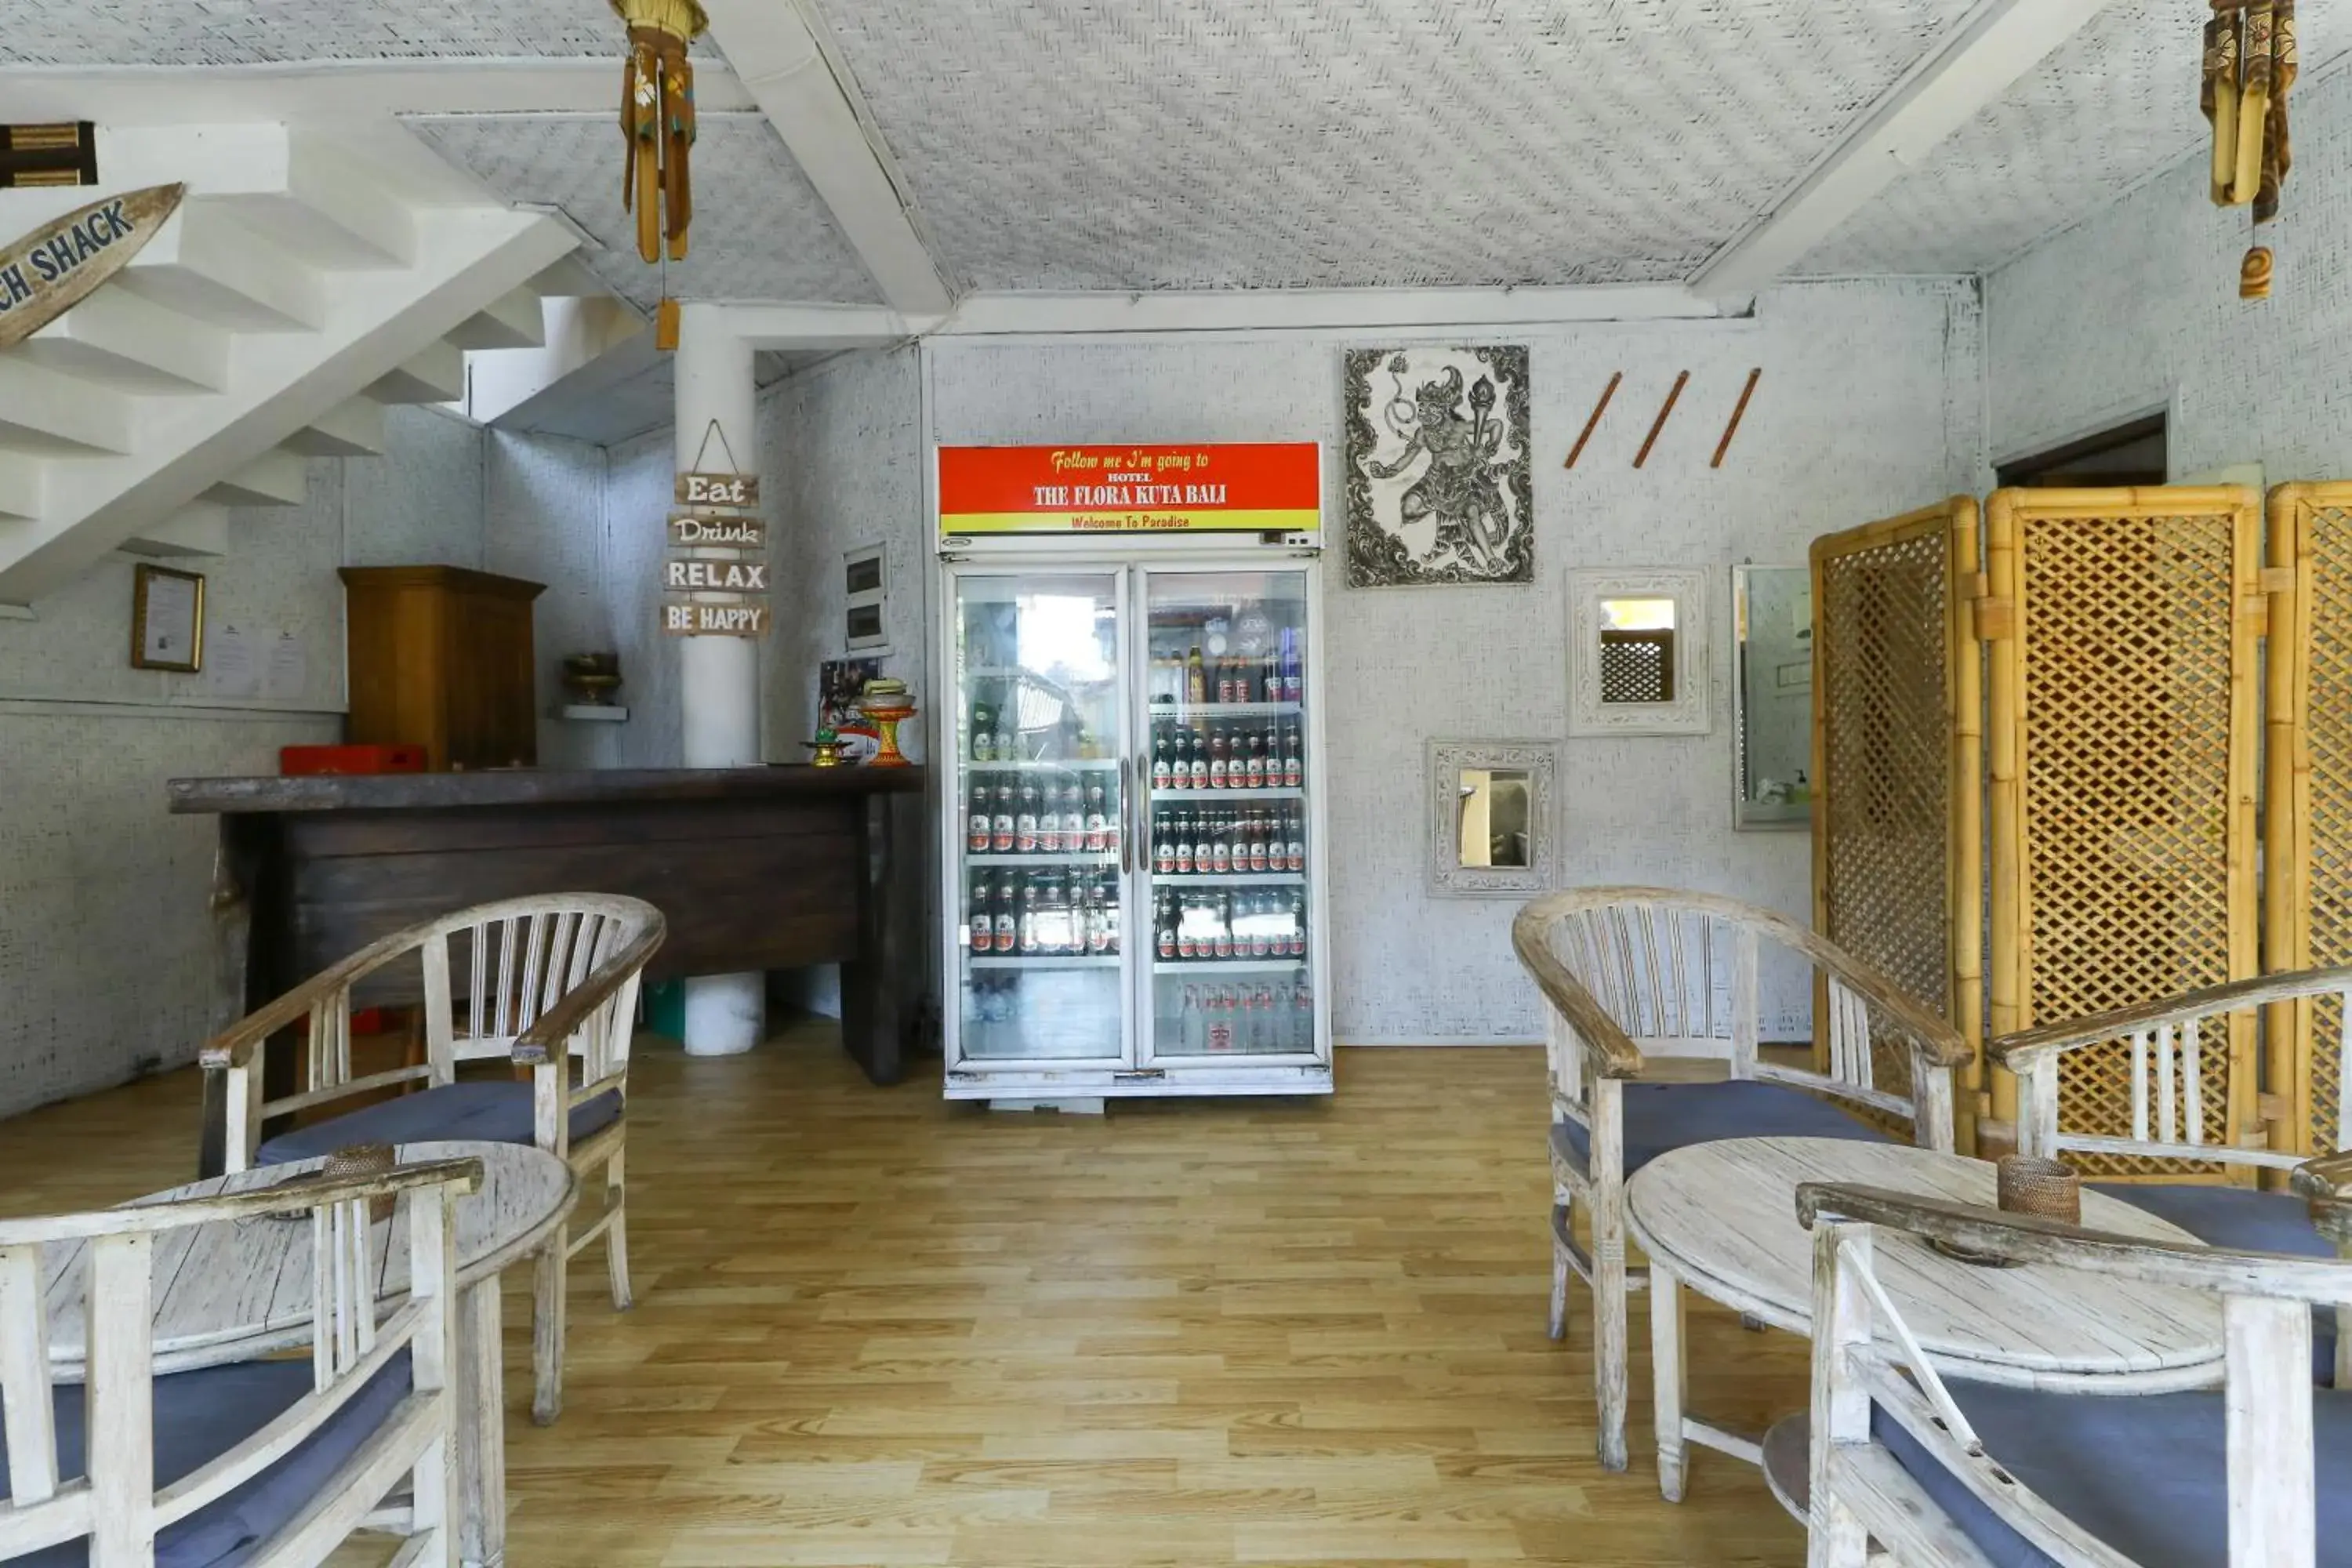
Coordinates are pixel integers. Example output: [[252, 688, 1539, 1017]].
[[1651, 1261, 1687, 1502], [458, 1278, 507, 1568]]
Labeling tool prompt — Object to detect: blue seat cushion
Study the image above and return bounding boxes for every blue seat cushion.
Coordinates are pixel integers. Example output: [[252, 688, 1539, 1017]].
[[2092, 1181, 2339, 1383], [256, 1078, 620, 1165], [1550, 1078, 1892, 1178], [0, 1352, 410, 1568], [1875, 1377, 2352, 1568]]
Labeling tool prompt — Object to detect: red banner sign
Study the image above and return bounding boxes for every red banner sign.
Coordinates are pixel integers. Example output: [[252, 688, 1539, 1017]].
[[938, 443, 1319, 535]]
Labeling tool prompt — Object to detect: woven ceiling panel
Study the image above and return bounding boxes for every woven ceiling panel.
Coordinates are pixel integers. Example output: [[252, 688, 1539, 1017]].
[[0, 0, 639, 64], [1806, 0, 2343, 275], [408, 114, 880, 309], [811, 0, 1981, 291]]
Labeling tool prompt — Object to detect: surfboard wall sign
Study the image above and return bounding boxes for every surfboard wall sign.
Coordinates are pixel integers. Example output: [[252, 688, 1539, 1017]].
[[0, 183, 184, 350]]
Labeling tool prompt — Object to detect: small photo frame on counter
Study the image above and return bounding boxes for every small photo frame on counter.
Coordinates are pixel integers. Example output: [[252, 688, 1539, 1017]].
[[131, 563, 205, 672]]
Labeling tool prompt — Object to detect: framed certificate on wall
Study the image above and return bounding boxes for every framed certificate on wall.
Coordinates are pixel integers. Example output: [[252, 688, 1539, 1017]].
[[131, 562, 205, 672]]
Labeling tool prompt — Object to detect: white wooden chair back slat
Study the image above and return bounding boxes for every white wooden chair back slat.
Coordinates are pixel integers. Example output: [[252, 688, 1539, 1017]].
[[0, 1245, 57, 1504], [1994, 970, 2352, 1178]]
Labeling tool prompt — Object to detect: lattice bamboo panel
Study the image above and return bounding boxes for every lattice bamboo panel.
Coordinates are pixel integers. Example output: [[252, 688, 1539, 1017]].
[[2267, 485, 2352, 1156], [1811, 498, 1980, 1145], [1987, 487, 2263, 1177]]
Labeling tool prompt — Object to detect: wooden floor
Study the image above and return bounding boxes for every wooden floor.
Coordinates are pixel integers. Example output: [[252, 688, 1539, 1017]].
[[0, 1027, 1811, 1566]]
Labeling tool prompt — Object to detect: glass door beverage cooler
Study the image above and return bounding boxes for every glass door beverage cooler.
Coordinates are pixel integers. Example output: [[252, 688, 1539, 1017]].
[[937, 455, 1330, 1105]]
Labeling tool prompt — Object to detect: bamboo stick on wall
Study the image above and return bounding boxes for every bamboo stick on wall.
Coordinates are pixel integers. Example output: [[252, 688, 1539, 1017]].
[[1949, 498, 1986, 1156], [1984, 491, 2023, 1150]]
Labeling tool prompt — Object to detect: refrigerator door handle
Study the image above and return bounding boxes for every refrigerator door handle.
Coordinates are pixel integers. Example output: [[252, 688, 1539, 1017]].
[[1119, 754, 1135, 875]]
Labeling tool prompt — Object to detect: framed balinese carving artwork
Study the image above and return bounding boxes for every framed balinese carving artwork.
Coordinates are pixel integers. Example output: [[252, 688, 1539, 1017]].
[[1345, 345, 1533, 587], [1428, 739, 1558, 898], [1566, 566, 1710, 737]]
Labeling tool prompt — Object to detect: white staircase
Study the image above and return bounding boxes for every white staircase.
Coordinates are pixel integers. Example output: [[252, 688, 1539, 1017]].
[[0, 122, 581, 608]]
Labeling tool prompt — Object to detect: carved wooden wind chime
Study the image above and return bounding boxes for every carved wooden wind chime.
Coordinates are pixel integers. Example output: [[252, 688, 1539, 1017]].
[[615, 0, 706, 345], [2202, 0, 2296, 299]]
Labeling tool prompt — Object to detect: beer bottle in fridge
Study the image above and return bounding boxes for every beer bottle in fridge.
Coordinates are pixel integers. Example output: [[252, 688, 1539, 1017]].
[[1208, 728, 1229, 789], [1156, 891, 1177, 960], [967, 779, 991, 852], [1188, 727, 1208, 789], [1282, 725, 1303, 789], [1152, 729, 1172, 789], [1174, 811, 1195, 874], [1085, 781, 1109, 851], [1186, 645, 1207, 704], [1214, 892, 1235, 959], [1014, 781, 1040, 851], [1036, 778, 1061, 852], [992, 782, 1016, 851]]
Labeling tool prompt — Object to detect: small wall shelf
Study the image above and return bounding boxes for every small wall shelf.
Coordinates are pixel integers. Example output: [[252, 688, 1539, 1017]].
[[559, 703, 630, 723]]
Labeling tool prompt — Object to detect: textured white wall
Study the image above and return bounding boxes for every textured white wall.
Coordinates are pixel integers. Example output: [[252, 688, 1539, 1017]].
[[1986, 67, 2352, 474], [925, 281, 1983, 1041], [0, 407, 488, 1117], [760, 347, 931, 753]]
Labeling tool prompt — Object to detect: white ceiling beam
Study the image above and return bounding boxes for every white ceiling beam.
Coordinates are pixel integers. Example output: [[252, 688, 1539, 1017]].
[[0, 59, 756, 124], [706, 302, 937, 350], [931, 285, 1725, 338], [1690, 0, 2121, 303], [700, 0, 953, 316]]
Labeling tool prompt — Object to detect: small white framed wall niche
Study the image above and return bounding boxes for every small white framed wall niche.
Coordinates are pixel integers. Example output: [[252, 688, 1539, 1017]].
[[1566, 566, 1711, 737], [1428, 739, 1559, 898]]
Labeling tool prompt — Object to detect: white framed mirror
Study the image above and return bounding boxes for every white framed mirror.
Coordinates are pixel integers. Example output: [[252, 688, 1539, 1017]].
[[1428, 739, 1558, 898], [1732, 563, 1812, 830], [1566, 567, 1711, 736]]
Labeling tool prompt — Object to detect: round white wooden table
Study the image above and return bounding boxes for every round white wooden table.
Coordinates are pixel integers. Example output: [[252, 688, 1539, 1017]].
[[1623, 1137, 2226, 1501], [42, 1140, 576, 1568]]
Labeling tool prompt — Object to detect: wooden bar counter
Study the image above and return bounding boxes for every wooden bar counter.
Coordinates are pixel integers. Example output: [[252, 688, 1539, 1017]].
[[171, 766, 928, 1175]]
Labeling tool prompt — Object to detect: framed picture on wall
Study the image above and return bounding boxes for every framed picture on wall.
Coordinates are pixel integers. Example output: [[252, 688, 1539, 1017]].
[[844, 543, 887, 653], [1344, 345, 1534, 587], [130, 563, 205, 672]]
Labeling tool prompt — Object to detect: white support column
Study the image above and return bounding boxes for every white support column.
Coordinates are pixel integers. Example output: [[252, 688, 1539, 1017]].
[[673, 303, 764, 1056]]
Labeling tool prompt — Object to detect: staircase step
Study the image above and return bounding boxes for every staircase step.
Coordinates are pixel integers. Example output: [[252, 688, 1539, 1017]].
[[0, 452, 41, 522], [10, 286, 230, 394], [445, 288, 546, 351], [367, 340, 463, 404], [281, 397, 385, 458], [0, 360, 135, 455], [114, 204, 325, 333], [201, 450, 309, 506], [121, 502, 230, 558], [100, 123, 414, 270]]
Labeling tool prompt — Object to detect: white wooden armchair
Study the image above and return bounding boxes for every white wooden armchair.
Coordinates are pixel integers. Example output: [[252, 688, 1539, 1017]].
[[0, 1156, 479, 1568], [201, 894, 664, 1425], [1779, 1180, 2352, 1567], [1992, 967, 2352, 1310], [1513, 887, 1969, 1471]]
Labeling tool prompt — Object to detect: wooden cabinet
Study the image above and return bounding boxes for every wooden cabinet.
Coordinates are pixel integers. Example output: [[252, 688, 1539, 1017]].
[[339, 566, 544, 771]]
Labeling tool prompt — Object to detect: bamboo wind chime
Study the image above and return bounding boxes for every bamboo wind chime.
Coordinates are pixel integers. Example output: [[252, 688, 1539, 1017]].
[[616, 0, 705, 269], [2203, 0, 2297, 299]]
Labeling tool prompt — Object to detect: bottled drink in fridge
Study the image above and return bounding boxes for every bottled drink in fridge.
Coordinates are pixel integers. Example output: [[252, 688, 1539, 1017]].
[[1188, 728, 1209, 789], [1085, 782, 1109, 851], [967, 780, 991, 852], [1282, 725, 1303, 789], [1174, 812, 1195, 875], [1244, 731, 1265, 788], [971, 701, 996, 761], [1214, 892, 1236, 959], [992, 782, 1016, 852], [1015, 782, 1040, 851], [1037, 779, 1062, 852], [1152, 730, 1172, 789], [1285, 807, 1305, 873], [1186, 645, 1207, 705], [1209, 728, 1229, 789], [1156, 891, 1177, 959]]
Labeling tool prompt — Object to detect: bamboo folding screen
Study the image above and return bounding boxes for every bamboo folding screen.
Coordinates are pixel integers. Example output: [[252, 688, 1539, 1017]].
[[1809, 499, 1982, 1148], [2268, 484, 2352, 1156], [1984, 488, 2266, 1174]]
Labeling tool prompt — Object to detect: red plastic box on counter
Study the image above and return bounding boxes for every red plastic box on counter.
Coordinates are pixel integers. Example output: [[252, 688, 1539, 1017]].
[[278, 743, 426, 776]]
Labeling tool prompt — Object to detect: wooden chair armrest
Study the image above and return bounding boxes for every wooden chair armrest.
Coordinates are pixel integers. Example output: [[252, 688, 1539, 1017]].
[[510, 916, 666, 1065], [1512, 905, 1643, 1080], [198, 918, 449, 1072], [2292, 1151, 2352, 1204], [1991, 967, 2352, 1073]]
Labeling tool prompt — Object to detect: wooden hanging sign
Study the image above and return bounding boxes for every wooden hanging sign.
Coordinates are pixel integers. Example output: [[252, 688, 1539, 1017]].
[[0, 183, 184, 350], [664, 558, 768, 593], [674, 471, 758, 508], [662, 601, 770, 637], [667, 511, 766, 549]]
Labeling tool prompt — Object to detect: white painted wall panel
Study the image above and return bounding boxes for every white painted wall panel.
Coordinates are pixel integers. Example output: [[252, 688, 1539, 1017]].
[[924, 280, 1981, 1042], [1985, 67, 2352, 474], [0, 408, 486, 1118]]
